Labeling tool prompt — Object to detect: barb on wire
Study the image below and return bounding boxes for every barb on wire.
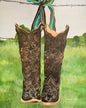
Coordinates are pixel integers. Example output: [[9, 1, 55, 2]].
[[0, 0, 86, 7]]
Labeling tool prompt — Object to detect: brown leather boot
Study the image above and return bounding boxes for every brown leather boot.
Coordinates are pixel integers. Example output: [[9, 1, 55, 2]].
[[41, 24, 69, 106], [15, 24, 41, 103]]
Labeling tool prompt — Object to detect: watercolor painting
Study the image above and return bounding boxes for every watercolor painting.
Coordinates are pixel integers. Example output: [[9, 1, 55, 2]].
[[0, 0, 86, 108]]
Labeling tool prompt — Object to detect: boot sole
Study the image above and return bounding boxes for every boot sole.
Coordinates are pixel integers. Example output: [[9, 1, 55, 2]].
[[21, 98, 41, 103], [40, 98, 60, 106]]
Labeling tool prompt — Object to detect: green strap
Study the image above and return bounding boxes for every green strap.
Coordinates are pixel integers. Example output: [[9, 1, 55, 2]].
[[27, 0, 55, 30]]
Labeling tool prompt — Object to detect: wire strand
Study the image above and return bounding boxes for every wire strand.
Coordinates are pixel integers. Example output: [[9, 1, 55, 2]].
[[0, 0, 86, 7], [0, 0, 34, 5], [0, 37, 14, 40]]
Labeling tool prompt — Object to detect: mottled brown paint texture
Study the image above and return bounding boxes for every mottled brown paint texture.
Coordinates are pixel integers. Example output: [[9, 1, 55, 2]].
[[15, 24, 69, 103], [41, 25, 69, 102], [15, 24, 41, 101]]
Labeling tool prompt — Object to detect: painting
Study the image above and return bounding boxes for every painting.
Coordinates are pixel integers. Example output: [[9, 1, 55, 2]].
[[0, 0, 86, 108]]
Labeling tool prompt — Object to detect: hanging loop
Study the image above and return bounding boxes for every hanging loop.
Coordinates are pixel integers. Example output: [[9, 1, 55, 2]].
[[27, 0, 55, 30]]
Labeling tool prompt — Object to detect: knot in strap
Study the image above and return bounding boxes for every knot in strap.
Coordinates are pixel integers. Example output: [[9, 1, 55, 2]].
[[27, 0, 56, 31]]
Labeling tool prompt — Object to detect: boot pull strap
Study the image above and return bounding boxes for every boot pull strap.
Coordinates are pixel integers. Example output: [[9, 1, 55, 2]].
[[27, 0, 55, 31]]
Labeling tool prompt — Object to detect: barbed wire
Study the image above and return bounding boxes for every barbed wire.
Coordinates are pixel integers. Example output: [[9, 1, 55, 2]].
[[0, 0, 86, 39], [0, 0, 33, 5], [0, 0, 86, 7], [53, 4, 86, 7], [0, 37, 14, 40]]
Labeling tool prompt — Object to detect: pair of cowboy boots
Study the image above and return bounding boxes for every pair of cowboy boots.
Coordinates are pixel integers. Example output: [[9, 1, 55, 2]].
[[15, 23, 69, 106]]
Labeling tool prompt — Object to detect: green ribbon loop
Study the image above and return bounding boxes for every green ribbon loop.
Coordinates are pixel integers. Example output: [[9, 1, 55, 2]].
[[27, 0, 55, 30], [43, 0, 54, 6]]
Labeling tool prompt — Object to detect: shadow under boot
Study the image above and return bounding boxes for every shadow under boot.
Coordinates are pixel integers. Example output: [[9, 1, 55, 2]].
[[15, 24, 42, 103], [41, 24, 69, 106]]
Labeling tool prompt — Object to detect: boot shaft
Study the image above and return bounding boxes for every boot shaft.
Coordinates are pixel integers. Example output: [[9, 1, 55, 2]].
[[41, 25, 69, 103], [15, 24, 41, 100], [44, 25, 69, 83]]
